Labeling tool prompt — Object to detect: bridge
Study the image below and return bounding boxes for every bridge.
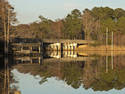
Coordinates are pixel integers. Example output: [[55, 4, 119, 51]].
[[13, 50, 95, 64], [13, 56, 95, 64], [42, 39, 94, 44], [42, 39, 94, 51], [10, 38, 94, 55]]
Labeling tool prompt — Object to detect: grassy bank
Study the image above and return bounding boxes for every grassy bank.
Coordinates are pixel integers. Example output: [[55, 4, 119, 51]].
[[77, 45, 125, 56], [78, 45, 125, 51]]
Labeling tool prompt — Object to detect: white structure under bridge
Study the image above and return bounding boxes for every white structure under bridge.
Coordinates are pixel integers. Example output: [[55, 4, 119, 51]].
[[47, 43, 77, 51], [43, 39, 94, 51], [47, 51, 77, 58]]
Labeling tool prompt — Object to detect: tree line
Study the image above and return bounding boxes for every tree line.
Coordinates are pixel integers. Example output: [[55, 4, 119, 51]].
[[1, 1, 125, 45], [11, 7, 125, 45]]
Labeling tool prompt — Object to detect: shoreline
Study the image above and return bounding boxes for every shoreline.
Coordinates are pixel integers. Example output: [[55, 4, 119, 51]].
[[77, 45, 125, 56], [77, 45, 125, 51]]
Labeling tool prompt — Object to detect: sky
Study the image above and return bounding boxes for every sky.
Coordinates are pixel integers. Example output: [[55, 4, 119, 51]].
[[8, 0, 125, 24]]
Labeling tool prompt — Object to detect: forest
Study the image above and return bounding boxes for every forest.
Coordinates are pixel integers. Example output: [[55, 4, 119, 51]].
[[1, 0, 125, 46]]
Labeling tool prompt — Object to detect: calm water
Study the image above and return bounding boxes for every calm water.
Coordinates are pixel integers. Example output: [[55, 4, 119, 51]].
[[1, 51, 125, 94]]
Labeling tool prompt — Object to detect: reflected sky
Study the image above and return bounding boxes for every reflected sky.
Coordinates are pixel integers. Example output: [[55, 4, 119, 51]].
[[11, 69, 125, 94]]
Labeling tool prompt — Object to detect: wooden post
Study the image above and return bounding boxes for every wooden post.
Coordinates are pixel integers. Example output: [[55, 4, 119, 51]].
[[106, 27, 108, 51], [111, 31, 114, 69], [106, 56, 108, 73], [112, 32, 114, 51]]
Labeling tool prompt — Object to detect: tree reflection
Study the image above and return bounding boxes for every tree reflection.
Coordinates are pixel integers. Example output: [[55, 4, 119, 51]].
[[12, 55, 125, 91], [61, 62, 84, 89]]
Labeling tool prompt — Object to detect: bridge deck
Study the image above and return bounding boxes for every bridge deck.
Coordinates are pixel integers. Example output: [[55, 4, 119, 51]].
[[42, 39, 94, 44]]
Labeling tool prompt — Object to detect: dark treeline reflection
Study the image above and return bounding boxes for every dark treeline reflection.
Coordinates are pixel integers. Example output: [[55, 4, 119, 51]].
[[11, 54, 125, 91], [0, 51, 18, 94], [0, 57, 4, 94]]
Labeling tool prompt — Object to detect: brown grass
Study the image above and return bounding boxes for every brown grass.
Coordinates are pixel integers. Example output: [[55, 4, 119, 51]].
[[77, 45, 125, 56], [78, 45, 125, 51]]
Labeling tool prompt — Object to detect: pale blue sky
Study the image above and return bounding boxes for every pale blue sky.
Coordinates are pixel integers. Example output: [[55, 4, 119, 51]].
[[8, 0, 125, 24]]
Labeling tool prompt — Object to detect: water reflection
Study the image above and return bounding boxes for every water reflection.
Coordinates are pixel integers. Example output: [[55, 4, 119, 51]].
[[1, 51, 125, 94]]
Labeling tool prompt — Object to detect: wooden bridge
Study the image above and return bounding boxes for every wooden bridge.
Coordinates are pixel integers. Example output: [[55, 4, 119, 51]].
[[42, 39, 94, 51], [13, 56, 95, 65], [42, 39, 94, 44], [11, 38, 94, 55]]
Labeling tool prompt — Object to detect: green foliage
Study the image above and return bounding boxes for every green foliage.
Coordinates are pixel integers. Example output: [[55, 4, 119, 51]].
[[117, 17, 125, 33], [61, 62, 83, 89], [92, 7, 114, 20], [11, 7, 125, 45], [38, 16, 53, 38], [83, 7, 125, 45], [63, 9, 82, 39], [114, 8, 125, 19]]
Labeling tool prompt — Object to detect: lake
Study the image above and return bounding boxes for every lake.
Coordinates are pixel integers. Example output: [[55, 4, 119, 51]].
[[1, 51, 125, 94]]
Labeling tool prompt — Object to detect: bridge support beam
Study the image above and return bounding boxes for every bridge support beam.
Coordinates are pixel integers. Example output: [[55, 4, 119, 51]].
[[47, 43, 61, 51], [46, 42, 78, 51], [63, 43, 77, 51]]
